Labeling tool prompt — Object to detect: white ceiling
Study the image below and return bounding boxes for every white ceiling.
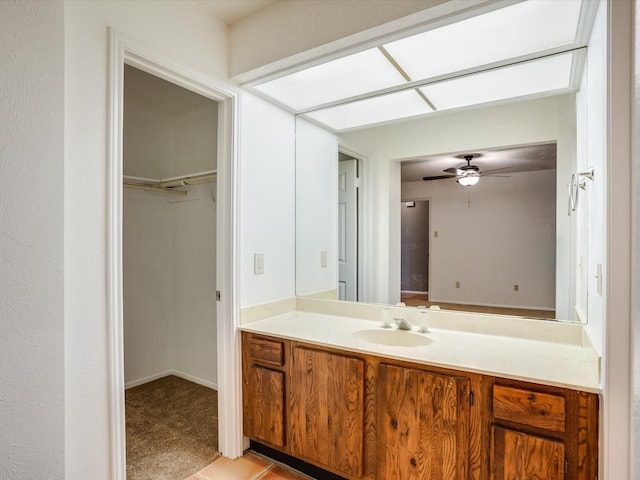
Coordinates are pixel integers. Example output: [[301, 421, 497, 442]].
[[401, 143, 557, 183], [124, 65, 213, 115], [250, 0, 595, 132], [190, 0, 278, 26]]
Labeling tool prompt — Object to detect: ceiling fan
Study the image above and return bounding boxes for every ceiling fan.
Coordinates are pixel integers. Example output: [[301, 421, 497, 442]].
[[422, 154, 509, 186]]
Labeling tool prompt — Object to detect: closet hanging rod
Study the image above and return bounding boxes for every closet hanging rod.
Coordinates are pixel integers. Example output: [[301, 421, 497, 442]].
[[123, 182, 188, 196], [159, 172, 217, 188]]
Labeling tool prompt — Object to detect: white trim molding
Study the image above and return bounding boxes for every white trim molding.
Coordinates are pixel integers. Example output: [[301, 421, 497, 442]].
[[107, 29, 242, 480], [603, 1, 633, 479], [337, 142, 371, 304]]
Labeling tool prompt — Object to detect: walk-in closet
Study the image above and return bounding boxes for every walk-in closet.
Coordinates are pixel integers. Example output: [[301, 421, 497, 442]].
[[122, 65, 220, 479]]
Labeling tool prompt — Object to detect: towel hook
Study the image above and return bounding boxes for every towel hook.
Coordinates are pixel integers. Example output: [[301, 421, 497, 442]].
[[568, 167, 595, 215]]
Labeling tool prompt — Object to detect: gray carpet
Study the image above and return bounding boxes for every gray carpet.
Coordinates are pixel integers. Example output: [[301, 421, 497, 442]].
[[126, 375, 220, 480]]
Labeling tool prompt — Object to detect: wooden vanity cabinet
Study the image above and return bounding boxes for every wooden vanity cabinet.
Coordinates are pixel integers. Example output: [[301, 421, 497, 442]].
[[288, 346, 365, 478], [242, 335, 286, 448], [376, 364, 471, 480], [241, 332, 598, 480], [489, 381, 599, 480]]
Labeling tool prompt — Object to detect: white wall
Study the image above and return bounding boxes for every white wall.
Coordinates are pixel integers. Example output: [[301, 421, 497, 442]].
[[170, 183, 217, 386], [123, 101, 174, 178], [239, 93, 296, 307], [295, 118, 338, 296], [340, 95, 575, 313], [576, 0, 607, 356], [172, 103, 219, 177], [123, 187, 217, 389], [403, 170, 556, 310], [123, 101, 218, 180], [64, 2, 229, 477], [123, 191, 174, 384], [0, 2, 65, 478]]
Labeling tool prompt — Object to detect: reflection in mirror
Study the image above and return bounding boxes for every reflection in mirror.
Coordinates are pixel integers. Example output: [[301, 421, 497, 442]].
[[287, 1, 603, 324], [400, 144, 557, 320], [296, 94, 578, 322]]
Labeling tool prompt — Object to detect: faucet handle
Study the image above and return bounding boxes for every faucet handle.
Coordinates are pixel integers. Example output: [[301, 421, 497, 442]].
[[394, 318, 412, 331], [416, 309, 430, 333]]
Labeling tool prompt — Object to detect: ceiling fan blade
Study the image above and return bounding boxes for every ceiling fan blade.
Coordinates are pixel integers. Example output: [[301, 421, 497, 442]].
[[443, 167, 464, 175], [422, 175, 457, 181], [482, 174, 511, 178]]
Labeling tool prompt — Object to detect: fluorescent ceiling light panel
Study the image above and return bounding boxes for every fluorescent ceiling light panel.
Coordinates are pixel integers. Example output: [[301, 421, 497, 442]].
[[384, 0, 581, 81], [305, 89, 432, 131], [253, 48, 406, 111], [420, 52, 574, 111]]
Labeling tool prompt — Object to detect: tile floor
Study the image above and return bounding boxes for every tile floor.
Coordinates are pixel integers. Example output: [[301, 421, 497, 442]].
[[186, 452, 314, 480]]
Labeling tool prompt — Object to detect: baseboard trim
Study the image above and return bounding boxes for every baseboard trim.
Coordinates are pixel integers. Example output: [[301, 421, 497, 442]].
[[125, 369, 218, 391], [172, 370, 218, 390]]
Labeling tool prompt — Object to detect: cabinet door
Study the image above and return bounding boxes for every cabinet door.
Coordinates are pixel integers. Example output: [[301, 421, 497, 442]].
[[377, 364, 470, 480], [242, 365, 285, 447], [491, 426, 565, 480], [288, 347, 364, 478]]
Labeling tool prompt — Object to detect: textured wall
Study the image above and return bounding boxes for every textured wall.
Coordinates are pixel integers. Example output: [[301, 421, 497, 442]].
[[0, 1, 65, 478], [64, 2, 229, 477]]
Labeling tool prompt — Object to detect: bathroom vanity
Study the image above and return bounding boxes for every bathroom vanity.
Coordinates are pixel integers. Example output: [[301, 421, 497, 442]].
[[240, 306, 599, 480]]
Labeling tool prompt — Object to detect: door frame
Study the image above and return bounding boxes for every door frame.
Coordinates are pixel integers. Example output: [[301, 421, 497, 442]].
[[107, 30, 242, 480], [338, 143, 369, 303]]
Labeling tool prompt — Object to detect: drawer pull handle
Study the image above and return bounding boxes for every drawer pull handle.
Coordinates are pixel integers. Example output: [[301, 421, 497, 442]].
[[528, 394, 535, 401]]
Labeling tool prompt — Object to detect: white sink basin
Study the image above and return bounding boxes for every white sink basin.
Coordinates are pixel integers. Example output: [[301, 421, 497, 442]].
[[353, 329, 432, 347]]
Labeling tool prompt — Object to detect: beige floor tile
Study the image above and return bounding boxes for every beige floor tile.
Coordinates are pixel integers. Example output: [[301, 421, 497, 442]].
[[197, 452, 273, 480], [257, 465, 312, 480]]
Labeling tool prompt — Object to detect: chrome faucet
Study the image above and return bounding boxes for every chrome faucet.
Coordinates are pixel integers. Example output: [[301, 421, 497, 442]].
[[394, 318, 412, 331]]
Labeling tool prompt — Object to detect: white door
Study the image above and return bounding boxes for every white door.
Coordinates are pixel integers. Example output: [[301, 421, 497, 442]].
[[338, 159, 358, 301]]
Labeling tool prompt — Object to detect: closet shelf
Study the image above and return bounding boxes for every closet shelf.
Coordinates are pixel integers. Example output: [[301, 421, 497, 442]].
[[123, 170, 217, 196], [123, 182, 188, 196]]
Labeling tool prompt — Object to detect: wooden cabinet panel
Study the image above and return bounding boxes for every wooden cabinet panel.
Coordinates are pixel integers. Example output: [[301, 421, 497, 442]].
[[241, 332, 598, 480], [242, 365, 285, 447], [249, 337, 284, 366], [376, 363, 470, 480], [288, 346, 364, 478], [491, 426, 565, 480], [493, 385, 566, 433]]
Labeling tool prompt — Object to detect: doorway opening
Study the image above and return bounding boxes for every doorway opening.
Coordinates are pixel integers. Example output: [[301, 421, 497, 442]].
[[122, 65, 221, 478], [400, 200, 430, 306], [338, 152, 359, 301]]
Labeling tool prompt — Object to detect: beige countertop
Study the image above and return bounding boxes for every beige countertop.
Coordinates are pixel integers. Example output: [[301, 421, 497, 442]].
[[239, 307, 601, 394]]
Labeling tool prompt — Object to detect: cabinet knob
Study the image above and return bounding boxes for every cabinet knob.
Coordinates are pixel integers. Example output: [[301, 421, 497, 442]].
[[391, 419, 398, 429]]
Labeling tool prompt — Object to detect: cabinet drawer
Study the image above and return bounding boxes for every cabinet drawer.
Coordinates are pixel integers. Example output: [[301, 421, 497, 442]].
[[493, 385, 565, 433], [249, 337, 284, 366]]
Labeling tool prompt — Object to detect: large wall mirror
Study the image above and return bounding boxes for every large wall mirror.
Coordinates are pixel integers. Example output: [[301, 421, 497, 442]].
[[253, 0, 605, 324], [295, 93, 578, 321]]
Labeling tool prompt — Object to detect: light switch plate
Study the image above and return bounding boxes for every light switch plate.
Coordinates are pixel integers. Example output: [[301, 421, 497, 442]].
[[320, 250, 328, 268], [254, 253, 264, 275]]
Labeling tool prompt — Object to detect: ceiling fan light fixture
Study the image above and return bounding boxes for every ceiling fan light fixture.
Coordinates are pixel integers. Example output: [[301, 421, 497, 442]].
[[458, 174, 480, 187]]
